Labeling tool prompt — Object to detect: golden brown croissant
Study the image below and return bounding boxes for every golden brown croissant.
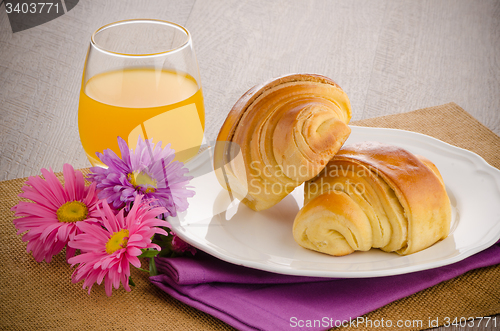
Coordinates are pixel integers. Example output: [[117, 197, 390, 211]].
[[293, 141, 451, 256], [214, 74, 352, 211]]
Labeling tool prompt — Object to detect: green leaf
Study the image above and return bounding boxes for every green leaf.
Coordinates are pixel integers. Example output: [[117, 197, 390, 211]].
[[152, 229, 176, 258], [138, 249, 160, 258], [128, 277, 136, 287]]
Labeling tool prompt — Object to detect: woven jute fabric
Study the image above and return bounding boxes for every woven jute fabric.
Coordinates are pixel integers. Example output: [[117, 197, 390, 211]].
[[1, 102, 499, 330]]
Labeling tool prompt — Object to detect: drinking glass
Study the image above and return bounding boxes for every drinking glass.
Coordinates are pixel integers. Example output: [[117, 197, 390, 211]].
[[78, 19, 205, 166]]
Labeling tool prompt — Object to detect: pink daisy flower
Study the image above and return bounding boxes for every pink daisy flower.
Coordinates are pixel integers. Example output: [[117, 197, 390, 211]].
[[11, 164, 100, 263], [68, 194, 169, 296], [88, 136, 194, 218]]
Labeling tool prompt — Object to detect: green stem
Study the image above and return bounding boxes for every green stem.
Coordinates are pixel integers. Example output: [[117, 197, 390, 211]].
[[149, 257, 158, 276]]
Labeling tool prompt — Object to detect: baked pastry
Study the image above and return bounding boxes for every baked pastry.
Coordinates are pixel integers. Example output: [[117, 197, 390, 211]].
[[293, 141, 451, 255], [214, 74, 352, 211]]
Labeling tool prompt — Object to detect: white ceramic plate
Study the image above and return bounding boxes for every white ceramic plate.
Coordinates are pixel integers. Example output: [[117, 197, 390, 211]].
[[170, 126, 500, 278]]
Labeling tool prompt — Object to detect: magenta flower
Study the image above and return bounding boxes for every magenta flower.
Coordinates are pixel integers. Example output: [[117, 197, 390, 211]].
[[171, 232, 197, 256], [88, 136, 194, 218], [11, 164, 100, 263], [68, 195, 169, 296]]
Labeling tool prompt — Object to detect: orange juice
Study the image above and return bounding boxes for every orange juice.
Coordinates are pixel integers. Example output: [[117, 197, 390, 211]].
[[78, 68, 205, 166]]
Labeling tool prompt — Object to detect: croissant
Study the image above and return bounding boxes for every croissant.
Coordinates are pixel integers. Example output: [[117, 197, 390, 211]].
[[293, 141, 451, 256], [214, 74, 352, 211]]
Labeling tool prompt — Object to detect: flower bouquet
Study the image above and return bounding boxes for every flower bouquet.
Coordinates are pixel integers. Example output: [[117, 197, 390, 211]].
[[11, 136, 196, 296]]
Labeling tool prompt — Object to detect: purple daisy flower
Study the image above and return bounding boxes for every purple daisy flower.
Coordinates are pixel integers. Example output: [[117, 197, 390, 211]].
[[88, 136, 195, 217]]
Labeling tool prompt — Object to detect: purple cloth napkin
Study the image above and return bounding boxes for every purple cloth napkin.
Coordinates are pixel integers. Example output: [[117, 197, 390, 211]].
[[150, 242, 500, 331]]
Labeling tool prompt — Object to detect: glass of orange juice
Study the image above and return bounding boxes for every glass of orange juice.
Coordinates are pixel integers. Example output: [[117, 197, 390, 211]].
[[78, 19, 205, 166]]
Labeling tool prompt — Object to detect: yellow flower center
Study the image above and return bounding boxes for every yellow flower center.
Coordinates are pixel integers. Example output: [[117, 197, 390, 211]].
[[56, 201, 89, 223], [105, 229, 130, 254], [128, 171, 157, 193]]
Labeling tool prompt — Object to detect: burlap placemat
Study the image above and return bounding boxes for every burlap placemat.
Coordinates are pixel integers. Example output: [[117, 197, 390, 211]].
[[1, 102, 499, 330]]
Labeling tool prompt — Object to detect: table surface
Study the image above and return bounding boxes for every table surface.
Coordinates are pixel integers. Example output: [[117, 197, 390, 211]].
[[0, 1, 498, 330]]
